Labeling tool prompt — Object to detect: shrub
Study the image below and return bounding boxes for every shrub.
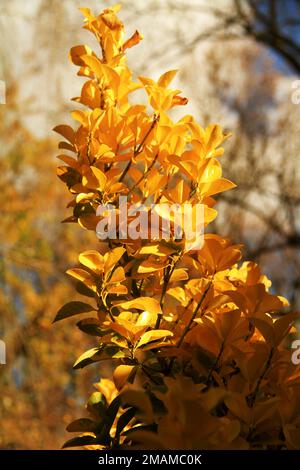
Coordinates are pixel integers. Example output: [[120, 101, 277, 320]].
[[54, 4, 300, 450]]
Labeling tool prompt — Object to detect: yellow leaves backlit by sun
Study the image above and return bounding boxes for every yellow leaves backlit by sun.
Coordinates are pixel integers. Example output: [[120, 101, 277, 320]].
[[55, 3, 299, 451]]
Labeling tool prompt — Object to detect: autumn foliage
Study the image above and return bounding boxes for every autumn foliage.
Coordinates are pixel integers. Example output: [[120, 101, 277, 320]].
[[54, 4, 300, 450]]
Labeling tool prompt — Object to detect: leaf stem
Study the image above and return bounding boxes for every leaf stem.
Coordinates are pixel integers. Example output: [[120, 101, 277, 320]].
[[155, 254, 181, 329], [119, 114, 158, 183], [246, 347, 274, 408], [177, 280, 212, 348]]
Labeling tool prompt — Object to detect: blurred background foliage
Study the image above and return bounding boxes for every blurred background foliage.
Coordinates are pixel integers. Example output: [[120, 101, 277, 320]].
[[0, 0, 299, 448]]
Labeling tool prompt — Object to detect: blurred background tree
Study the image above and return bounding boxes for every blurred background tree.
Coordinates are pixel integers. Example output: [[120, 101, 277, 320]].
[[0, 0, 299, 448], [0, 85, 101, 448]]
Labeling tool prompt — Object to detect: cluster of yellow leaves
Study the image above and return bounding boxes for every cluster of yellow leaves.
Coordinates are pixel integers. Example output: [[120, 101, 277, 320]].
[[55, 4, 300, 450]]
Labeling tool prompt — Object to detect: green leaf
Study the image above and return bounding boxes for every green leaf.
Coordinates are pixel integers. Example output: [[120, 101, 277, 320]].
[[54, 301, 95, 322], [73, 345, 126, 369], [74, 202, 95, 218], [116, 407, 136, 439], [73, 347, 103, 369], [103, 396, 122, 434], [76, 318, 104, 336], [93, 396, 122, 447], [122, 423, 157, 438], [62, 435, 97, 449], [66, 418, 96, 433], [137, 330, 173, 348], [76, 281, 95, 298], [87, 392, 107, 419]]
